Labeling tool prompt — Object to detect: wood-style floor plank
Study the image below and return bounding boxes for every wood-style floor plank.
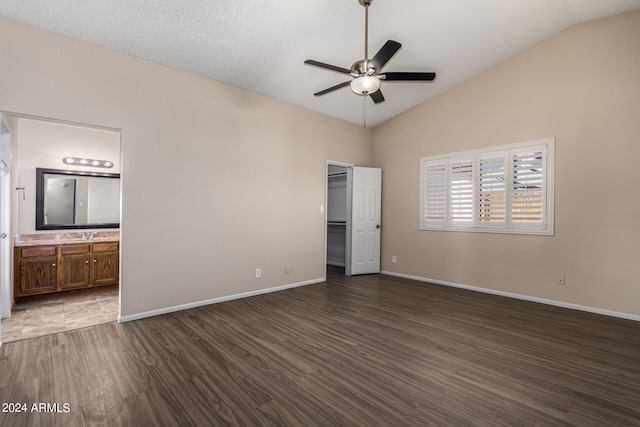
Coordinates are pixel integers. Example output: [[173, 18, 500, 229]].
[[1, 269, 640, 426]]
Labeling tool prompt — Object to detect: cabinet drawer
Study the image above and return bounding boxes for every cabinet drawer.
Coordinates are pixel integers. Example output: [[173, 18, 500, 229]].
[[93, 242, 119, 253], [61, 244, 91, 255], [19, 246, 56, 258]]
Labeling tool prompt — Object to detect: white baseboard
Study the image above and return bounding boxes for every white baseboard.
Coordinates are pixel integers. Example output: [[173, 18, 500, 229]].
[[382, 271, 640, 322], [118, 277, 325, 323]]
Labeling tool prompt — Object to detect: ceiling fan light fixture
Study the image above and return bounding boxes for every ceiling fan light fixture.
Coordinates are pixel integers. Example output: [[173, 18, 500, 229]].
[[350, 75, 380, 95]]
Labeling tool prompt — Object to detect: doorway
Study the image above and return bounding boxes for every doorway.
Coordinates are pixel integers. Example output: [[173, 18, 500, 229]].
[[327, 163, 352, 276], [0, 114, 122, 343], [326, 162, 382, 277]]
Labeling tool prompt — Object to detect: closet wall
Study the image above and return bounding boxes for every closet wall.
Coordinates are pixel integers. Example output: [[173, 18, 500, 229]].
[[327, 165, 349, 268]]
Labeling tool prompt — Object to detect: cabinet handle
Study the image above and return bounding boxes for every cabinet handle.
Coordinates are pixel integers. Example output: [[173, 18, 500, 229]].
[[86, 260, 89, 264], [94, 259, 97, 263], [52, 263, 56, 268]]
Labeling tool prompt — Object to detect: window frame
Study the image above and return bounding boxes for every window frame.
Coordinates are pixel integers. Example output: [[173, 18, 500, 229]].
[[420, 138, 555, 235]]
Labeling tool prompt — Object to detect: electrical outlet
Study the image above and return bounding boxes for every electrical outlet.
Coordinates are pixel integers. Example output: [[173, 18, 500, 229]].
[[285, 265, 290, 274], [256, 268, 262, 278], [391, 256, 397, 264], [557, 275, 565, 285]]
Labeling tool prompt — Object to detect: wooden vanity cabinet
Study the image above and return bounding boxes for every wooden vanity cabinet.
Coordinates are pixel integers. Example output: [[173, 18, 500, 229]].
[[15, 241, 119, 298]]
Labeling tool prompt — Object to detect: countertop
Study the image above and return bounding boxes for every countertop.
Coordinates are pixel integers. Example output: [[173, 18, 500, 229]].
[[15, 237, 119, 247], [14, 232, 120, 247]]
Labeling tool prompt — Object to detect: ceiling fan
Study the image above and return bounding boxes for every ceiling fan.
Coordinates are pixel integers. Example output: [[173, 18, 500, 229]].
[[305, 0, 436, 104]]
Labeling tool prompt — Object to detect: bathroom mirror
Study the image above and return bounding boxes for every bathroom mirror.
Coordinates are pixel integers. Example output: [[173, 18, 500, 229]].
[[36, 168, 120, 230]]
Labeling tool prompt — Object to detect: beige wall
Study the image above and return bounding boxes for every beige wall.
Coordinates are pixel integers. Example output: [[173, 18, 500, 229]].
[[373, 11, 640, 316], [14, 117, 121, 234], [0, 17, 371, 317]]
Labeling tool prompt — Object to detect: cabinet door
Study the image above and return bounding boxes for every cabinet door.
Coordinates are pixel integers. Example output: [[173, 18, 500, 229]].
[[60, 244, 90, 290], [60, 253, 91, 290], [20, 256, 58, 295], [92, 252, 119, 286]]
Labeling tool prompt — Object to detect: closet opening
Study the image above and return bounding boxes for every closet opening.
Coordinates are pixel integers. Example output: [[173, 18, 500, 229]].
[[326, 163, 352, 276]]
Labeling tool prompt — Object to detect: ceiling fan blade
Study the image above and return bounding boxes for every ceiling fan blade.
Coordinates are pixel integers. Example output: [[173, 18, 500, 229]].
[[370, 40, 402, 72], [313, 81, 351, 96], [370, 89, 385, 104], [304, 60, 352, 75], [382, 72, 436, 81]]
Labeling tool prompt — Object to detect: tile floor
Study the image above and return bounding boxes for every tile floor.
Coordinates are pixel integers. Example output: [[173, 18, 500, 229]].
[[1, 285, 118, 343]]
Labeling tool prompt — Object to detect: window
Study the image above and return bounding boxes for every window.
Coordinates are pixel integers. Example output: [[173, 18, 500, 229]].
[[420, 138, 554, 235]]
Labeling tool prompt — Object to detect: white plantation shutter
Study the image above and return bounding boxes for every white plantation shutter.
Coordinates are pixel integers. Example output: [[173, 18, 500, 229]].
[[422, 161, 447, 226], [511, 146, 546, 228], [450, 158, 474, 224], [478, 153, 506, 226], [420, 138, 553, 235]]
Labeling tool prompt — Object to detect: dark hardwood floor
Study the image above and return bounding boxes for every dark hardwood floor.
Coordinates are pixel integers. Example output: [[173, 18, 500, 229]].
[[1, 269, 639, 426]]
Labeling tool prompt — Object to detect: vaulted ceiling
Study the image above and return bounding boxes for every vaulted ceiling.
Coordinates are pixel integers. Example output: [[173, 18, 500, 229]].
[[1, 0, 639, 127]]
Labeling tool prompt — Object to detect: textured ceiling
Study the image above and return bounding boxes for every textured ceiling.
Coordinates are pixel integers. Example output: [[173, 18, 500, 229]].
[[1, 0, 639, 127]]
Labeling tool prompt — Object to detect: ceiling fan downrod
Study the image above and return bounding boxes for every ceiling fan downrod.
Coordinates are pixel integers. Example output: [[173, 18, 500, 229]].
[[360, 0, 374, 73], [362, 0, 371, 65]]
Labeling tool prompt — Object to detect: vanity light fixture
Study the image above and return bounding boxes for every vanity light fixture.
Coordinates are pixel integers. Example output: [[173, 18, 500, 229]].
[[63, 157, 113, 168]]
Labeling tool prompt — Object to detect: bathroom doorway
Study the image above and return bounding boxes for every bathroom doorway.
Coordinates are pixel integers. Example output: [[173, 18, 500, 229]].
[[0, 113, 122, 343]]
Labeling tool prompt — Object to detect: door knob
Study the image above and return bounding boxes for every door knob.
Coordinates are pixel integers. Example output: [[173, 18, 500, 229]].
[[376, 224, 381, 229], [0, 233, 6, 238]]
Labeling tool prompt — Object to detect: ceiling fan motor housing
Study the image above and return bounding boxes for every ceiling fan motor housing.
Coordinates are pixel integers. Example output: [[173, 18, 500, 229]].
[[351, 59, 376, 76]]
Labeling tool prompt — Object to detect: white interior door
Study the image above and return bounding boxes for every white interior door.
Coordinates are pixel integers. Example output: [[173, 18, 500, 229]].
[[0, 117, 11, 320], [350, 167, 381, 275]]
